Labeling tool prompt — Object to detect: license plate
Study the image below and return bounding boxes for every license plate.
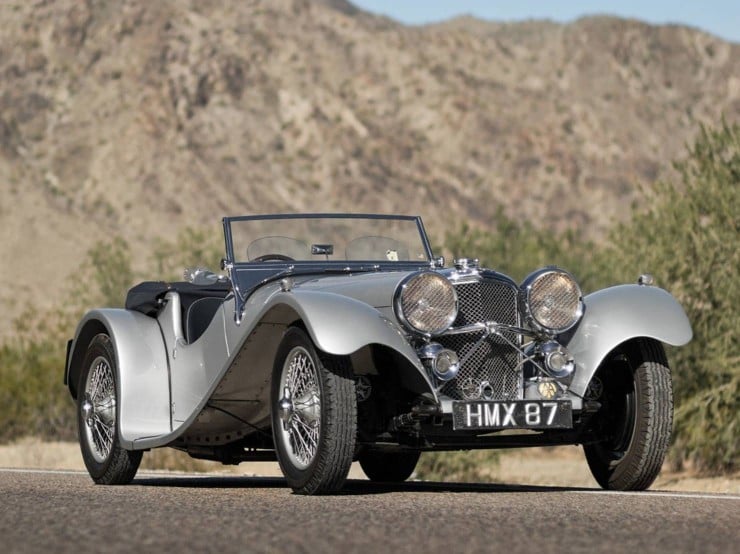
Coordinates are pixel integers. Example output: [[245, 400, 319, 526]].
[[452, 400, 573, 430]]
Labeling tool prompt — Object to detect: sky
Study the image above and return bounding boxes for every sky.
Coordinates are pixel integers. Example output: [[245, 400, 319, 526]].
[[351, 1, 740, 43]]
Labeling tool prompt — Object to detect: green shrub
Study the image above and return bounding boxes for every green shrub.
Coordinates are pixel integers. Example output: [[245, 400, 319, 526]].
[[672, 377, 739, 471], [151, 226, 224, 280], [443, 121, 739, 473], [84, 236, 134, 308], [0, 227, 223, 444], [0, 338, 76, 442], [443, 207, 597, 284], [601, 122, 738, 471]]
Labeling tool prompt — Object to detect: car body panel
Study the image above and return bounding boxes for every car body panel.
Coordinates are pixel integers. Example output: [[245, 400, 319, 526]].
[[289, 271, 408, 309], [565, 284, 693, 396]]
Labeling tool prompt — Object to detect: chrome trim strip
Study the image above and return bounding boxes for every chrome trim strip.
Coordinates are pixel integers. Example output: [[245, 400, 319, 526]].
[[441, 321, 533, 337]]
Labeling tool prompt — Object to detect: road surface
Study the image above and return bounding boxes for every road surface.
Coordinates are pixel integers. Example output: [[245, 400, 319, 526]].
[[1, 469, 738, 553]]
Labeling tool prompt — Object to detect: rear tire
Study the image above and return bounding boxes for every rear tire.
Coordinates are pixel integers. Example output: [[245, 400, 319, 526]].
[[271, 328, 356, 495], [583, 339, 673, 491], [359, 450, 420, 482], [77, 334, 142, 484]]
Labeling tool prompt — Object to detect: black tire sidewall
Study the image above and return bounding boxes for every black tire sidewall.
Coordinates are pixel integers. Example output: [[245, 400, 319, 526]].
[[584, 340, 672, 490], [608, 362, 646, 485]]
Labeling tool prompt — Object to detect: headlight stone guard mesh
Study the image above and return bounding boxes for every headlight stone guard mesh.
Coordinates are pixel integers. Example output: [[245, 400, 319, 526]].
[[528, 272, 581, 332]]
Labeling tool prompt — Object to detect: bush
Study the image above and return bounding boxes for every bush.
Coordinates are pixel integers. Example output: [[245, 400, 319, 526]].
[[0, 236, 138, 443], [672, 379, 739, 471], [443, 121, 739, 473], [0, 338, 76, 442], [0, 226, 224, 444], [151, 226, 224, 280], [443, 207, 597, 285], [602, 122, 739, 471]]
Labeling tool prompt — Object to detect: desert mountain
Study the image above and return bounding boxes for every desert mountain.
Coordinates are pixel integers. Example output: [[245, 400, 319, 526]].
[[0, 0, 738, 338]]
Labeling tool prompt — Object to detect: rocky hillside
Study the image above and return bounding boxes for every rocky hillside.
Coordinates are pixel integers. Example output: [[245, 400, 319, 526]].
[[0, 0, 738, 338]]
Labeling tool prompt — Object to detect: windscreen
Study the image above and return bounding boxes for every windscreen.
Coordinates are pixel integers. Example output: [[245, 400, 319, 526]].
[[226, 215, 432, 264]]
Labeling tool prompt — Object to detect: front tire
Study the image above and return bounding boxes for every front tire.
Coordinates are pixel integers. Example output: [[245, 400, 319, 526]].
[[583, 339, 673, 491], [271, 327, 357, 494], [77, 334, 142, 484], [359, 450, 420, 482]]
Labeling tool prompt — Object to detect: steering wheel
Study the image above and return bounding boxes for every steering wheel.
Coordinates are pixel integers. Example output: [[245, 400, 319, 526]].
[[252, 254, 295, 262]]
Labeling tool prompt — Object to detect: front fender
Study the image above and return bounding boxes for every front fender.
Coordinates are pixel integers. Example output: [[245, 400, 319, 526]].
[[66, 309, 171, 448], [565, 285, 692, 397], [261, 289, 434, 396], [287, 290, 412, 354]]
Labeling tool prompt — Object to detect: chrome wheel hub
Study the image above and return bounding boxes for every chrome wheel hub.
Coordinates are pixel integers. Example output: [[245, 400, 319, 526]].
[[82, 356, 116, 463], [355, 376, 372, 403], [276, 347, 321, 470]]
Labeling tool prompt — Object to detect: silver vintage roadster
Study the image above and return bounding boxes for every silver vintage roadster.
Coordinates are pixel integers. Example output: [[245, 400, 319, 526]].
[[64, 214, 692, 494]]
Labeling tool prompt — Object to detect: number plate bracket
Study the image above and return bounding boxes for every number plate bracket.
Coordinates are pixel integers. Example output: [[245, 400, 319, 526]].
[[451, 400, 573, 431]]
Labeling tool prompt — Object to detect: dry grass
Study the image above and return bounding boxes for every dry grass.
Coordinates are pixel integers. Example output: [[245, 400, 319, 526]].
[[139, 448, 219, 473]]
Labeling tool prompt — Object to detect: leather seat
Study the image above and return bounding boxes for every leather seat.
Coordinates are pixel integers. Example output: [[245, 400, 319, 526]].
[[185, 297, 225, 344]]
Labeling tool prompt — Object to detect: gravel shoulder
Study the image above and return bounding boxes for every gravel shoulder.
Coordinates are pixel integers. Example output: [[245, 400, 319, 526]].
[[2, 438, 737, 493]]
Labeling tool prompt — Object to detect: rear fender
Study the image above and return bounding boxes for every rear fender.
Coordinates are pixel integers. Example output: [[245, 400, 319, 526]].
[[565, 285, 692, 397], [66, 309, 171, 448]]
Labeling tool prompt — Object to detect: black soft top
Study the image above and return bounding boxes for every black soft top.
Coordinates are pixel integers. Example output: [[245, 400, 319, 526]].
[[125, 281, 232, 316]]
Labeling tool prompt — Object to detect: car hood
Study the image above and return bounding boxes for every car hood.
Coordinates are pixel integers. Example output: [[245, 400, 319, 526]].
[[290, 270, 418, 309]]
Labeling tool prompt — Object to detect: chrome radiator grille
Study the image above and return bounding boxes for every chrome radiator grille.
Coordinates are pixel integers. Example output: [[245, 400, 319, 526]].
[[438, 278, 522, 400]]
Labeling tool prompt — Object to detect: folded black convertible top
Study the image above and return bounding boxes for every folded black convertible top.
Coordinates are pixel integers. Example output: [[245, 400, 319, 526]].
[[125, 281, 231, 316]]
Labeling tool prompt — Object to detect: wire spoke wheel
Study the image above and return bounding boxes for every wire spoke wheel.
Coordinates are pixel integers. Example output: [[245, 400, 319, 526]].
[[82, 356, 117, 463], [277, 347, 322, 469], [77, 334, 142, 485], [271, 328, 356, 495]]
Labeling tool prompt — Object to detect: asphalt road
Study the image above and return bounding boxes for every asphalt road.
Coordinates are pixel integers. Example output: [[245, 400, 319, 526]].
[[2, 469, 738, 553]]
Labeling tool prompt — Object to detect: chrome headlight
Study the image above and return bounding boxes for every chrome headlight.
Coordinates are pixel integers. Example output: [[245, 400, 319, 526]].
[[521, 268, 583, 335], [394, 272, 458, 336]]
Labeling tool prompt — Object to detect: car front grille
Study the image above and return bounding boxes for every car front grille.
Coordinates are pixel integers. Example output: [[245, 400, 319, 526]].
[[438, 277, 522, 400]]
